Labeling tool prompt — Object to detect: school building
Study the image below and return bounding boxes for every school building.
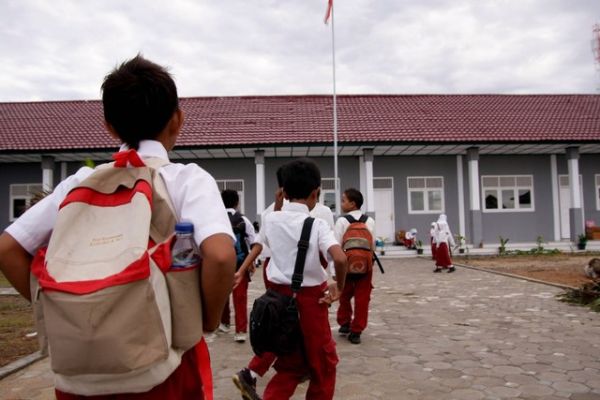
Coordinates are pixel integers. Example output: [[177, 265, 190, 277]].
[[1, 94, 599, 247]]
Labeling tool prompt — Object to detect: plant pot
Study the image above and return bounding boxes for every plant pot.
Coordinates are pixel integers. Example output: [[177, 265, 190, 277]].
[[459, 248, 465, 254], [416, 249, 424, 255], [380, 250, 385, 256], [577, 243, 586, 250]]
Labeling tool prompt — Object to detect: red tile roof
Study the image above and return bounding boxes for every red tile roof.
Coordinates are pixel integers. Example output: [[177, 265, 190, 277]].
[[1, 95, 599, 152]]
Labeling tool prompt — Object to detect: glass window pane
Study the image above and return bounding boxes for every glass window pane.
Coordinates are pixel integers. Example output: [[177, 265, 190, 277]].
[[500, 177, 515, 187], [428, 190, 442, 211], [426, 177, 443, 188], [410, 191, 424, 211], [408, 178, 425, 189], [323, 192, 336, 211], [482, 177, 498, 188], [518, 189, 531, 208], [502, 189, 515, 209], [12, 199, 27, 219], [516, 176, 532, 187], [485, 190, 498, 209]]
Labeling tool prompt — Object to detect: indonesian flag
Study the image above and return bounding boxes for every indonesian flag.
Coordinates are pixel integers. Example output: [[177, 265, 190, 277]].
[[324, 0, 333, 24]]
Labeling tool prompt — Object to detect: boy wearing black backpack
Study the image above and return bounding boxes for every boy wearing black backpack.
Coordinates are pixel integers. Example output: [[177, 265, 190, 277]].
[[244, 159, 347, 400], [220, 189, 257, 343], [0, 55, 236, 399], [334, 188, 376, 345]]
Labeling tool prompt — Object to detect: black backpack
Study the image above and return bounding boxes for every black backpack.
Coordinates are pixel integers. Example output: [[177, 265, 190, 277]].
[[229, 211, 249, 268], [249, 217, 314, 356]]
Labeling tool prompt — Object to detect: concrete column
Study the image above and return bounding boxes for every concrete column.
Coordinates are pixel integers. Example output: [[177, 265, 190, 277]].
[[467, 147, 482, 246], [550, 155, 561, 241], [363, 148, 375, 218], [456, 155, 466, 238], [60, 162, 68, 182], [41, 155, 55, 191], [566, 147, 584, 242], [255, 150, 265, 223], [358, 155, 366, 206]]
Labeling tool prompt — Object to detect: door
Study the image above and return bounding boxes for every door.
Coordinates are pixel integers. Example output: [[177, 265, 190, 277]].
[[373, 177, 395, 242], [558, 175, 584, 239]]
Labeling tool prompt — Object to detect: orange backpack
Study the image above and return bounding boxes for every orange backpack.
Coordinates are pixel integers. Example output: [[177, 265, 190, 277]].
[[342, 215, 373, 274]]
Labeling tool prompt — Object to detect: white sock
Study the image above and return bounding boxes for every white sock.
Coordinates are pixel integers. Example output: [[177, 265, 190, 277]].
[[249, 370, 259, 379]]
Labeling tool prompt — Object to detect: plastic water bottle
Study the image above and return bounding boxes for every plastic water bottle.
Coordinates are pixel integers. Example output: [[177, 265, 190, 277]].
[[171, 222, 200, 268]]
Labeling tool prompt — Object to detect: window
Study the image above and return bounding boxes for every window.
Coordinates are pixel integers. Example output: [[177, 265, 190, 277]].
[[319, 178, 340, 212], [9, 183, 43, 221], [216, 179, 245, 213], [481, 175, 534, 212], [596, 175, 600, 210], [407, 177, 444, 214]]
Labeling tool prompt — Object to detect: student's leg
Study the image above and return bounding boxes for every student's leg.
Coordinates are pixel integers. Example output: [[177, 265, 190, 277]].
[[336, 278, 354, 328], [221, 297, 231, 327], [298, 288, 338, 400], [263, 348, 307, 399], [350, 271, 373, 334], [232, 272, 249, 334], [248, 352, 277, 377]]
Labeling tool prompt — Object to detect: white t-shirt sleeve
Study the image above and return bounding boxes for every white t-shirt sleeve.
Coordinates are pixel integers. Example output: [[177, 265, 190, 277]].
[[242, 215, 257, 247], [317, 219, 339, 261], [4, 166, 94, 255], [162, 163, 234, 247]]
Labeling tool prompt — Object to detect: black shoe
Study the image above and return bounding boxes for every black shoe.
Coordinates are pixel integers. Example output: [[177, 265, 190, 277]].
[[348, 332, 361, 344], [338, 324, 350, 336], [433, 268, 442, 273], [232, 368, 261, 400], [447, 267, 456, 273]]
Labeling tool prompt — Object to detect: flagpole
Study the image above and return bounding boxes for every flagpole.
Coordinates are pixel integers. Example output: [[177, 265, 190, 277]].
[[330, 2, 340, 217]]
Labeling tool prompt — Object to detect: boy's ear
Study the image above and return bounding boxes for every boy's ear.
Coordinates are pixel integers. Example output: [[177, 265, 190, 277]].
[[169, 109, 184, 137]]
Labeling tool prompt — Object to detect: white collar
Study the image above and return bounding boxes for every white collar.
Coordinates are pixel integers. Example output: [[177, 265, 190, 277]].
[[119, 140, 170, 161], [282, 202, 310, 215]]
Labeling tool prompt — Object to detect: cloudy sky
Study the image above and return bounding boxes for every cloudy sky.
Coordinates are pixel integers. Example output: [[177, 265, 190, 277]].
[[1, 0, 599, 102]]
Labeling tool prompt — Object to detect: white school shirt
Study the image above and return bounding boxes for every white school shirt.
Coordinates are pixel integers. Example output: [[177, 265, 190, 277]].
[[257, 200, 334, 259], [333, 210, 376, 245], [226, 208, 257, 250], [262, 202, 338, 287], [5, 140, 235, 255]]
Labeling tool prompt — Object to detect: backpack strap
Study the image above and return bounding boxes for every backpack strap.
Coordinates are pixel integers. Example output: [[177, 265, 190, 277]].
[[291, 217, 315, 294], [358, 214, 368, 223], [344, 215, 357, 224]]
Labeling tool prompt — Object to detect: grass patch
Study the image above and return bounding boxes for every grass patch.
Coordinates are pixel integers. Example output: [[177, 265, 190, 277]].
[[0, 295, 38, 367], [557, 281, 600, 312], [0, 271, 11, 288]]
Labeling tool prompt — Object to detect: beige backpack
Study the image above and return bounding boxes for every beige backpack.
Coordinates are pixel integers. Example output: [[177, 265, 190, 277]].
[[30, 150, 203, 395]]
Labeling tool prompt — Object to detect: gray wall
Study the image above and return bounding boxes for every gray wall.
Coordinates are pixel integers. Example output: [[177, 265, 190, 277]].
[[374, 155, 460, 244], [0, 163, 43, 231], [478, 155, 554, 243]]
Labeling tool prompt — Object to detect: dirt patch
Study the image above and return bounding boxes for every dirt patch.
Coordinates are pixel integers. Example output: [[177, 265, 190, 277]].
[[0, 296, 38, 367], [460, 253, 599, 287]]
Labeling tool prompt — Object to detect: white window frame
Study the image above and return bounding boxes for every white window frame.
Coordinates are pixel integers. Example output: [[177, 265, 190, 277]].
[[216, 179, 245, 214], [407, 176, 445, 214], [9, 183, 43, 222], [319, 178, 340, 212], [595, 174, 600, 211], [481, 175, 535, 213]]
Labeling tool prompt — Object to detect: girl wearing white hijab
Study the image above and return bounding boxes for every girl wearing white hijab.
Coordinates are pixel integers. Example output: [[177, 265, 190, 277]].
[[434, 214, 455, 273], [429, 222, 437, 260]]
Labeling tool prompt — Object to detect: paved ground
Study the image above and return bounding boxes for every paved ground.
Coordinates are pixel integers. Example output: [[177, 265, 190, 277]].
[[1, 258, 600, 399]]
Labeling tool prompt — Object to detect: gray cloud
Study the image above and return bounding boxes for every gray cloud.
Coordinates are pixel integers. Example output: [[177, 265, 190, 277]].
[[0, 0, 599, 101]]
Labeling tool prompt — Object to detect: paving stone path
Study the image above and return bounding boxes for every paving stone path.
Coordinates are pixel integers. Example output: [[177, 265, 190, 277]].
[[1, 258, 599, 399]]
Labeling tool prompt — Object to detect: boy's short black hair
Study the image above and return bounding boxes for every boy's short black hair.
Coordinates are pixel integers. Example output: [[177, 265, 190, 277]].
[[101, 54, 179, 149], [344, 188, 364, 209], [221, 189, 240, 209], [282, 158, 321, 200]]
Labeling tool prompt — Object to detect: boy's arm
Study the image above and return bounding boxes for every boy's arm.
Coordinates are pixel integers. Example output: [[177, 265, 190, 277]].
[[320, 244, 347, 305], [0, 233, 33, 301], [233, 243, 263, 289], [199, 233, 236, 332]]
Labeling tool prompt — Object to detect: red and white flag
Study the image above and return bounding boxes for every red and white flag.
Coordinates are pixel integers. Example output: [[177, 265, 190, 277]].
[[324, 0, 333, 24]]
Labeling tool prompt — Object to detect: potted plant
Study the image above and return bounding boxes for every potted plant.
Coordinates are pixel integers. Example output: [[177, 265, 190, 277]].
[[416, 240, 424, 255], [577, 234, 588, 250], [498, 236, 509, 256], [456, 235, 466, 254]]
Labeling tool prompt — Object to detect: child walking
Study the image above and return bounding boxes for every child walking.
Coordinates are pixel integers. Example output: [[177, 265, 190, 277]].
[[243, 159, 347, 400], [334, 188, 376, 345], [0, 56, 236, 399], [433, 214, 456, 273]]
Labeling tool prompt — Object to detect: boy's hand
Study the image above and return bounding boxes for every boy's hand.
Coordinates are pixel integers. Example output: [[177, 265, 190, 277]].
[[232, 269, 244, 289], [319, 282, 341, 305]]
